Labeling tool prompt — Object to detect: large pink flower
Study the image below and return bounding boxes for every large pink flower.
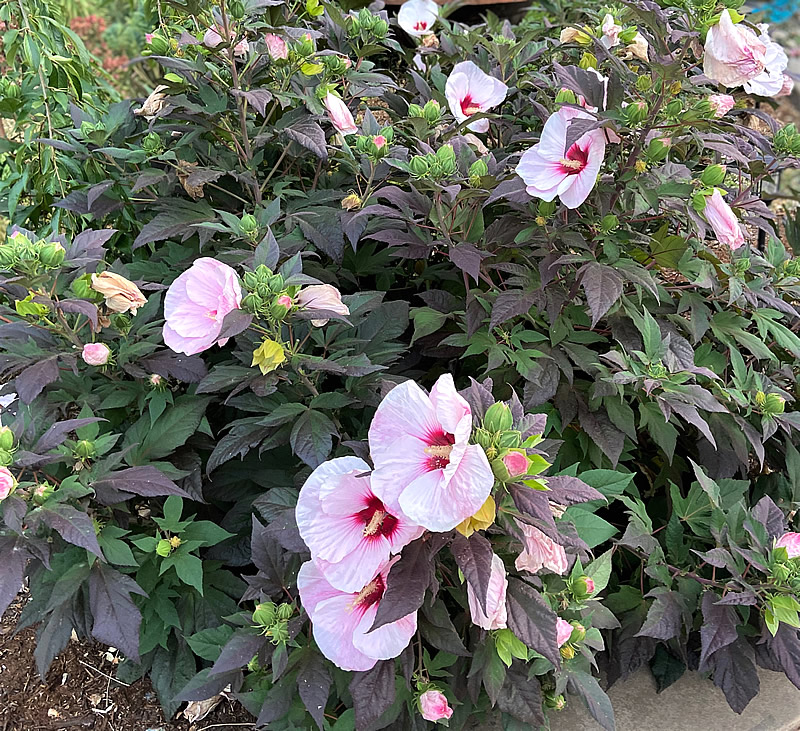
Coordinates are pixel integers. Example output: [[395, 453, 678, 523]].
[[703, 10, 766, 88], [516, 107, 606, 209], [368, 374, 494, 532], [776, 532, 800, 558], [708, 93, 736, 117], [296, 457, 423, 592], [743, 26, 788, 97], [163, 257, 242, 355], [514, 521, 569, 575], [297, 559, 417, 671], [467, 553, 507, 630], [445, 61, 508, 133], [397, 0, 438, 37], [418, 690, 453, 722], [704, 189, 745, 250]]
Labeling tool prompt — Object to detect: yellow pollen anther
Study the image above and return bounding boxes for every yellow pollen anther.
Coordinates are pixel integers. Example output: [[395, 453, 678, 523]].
[[463, 104, 481, 115], [349, 578, 380, 610], [560, 158, 583, 170], [424, 444, 453, 459], [363, 510, 386, 536]]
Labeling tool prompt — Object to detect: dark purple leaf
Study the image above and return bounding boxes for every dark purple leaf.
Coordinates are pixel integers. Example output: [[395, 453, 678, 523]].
[[2, 496, 26, 534], [57, 299, 98, 329], [566, 669, 615, 731], [0, 536, 27, 618], [699, 591, 739, 672], [297, 652, 331, 730], [290, 410, 337, 468], [420, 598, 470, 656], [765, 623, 800, 690], [284, 117, 328, 160], [249, 516, 287, 596], [489, 290, 537, 330], [545, 475, 604, 506], [509, 483, 558, 538], [505, 578, 560, 669], [580, 262, 623, 328], [451, 532, 494, 614], [752, 495, 786, 540], [141, 350, 208, 383], [231, 88, 273, 116], [369, 538, 431, 632], [211, 631, 267, 675], [496, 666, 544, 726], [91, 466, 191, 504], [88, 563, 147, 662], [579, 405, 625, 467], [175, 668, 242, 702], [349, 660, 395, 730], [16, 357, 60, 403], [636, 589, 688, 641], [35, 417, 105, 454], [38, 503, 103, 557], [709, 638, 759, 714], [449, 243, 489, 284]]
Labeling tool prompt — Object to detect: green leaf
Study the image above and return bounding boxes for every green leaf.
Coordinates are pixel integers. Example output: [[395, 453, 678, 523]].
[[411, 307, 448, 345], [182, 520, 234, 547], [584, 549, 613, 594], [123, 396, 211, 463], [172, 552, 204, 594], [187, 626, 235, 662], [290, 409, 337, 468], [564, 508, 618, 548]]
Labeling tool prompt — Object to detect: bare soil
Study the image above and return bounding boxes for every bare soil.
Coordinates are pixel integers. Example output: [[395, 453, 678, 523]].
[[0, 593, 255, 731]]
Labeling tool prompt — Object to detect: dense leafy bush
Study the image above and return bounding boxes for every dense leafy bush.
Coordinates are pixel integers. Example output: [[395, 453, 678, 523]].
[[4, 0, 800, 727]]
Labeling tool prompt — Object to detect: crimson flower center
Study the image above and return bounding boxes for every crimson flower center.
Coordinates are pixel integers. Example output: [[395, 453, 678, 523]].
[[460, 95, 482, 116], [353, 574, 385, 609], [414, 20, 428, 30], [357, 495, 398, 538], [559, 142, 588, 176], [424, 430, 456, 471]]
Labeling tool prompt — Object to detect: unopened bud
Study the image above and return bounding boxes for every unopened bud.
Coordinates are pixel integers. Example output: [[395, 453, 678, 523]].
[[156, 539, 172, 556], [39, 242, 65, 268], [484, 402, 513, 433], [74, 440, 96, 460], [253, 602, 277, 626], [700, 164, 726, 187], [0, 426, 14, 451]]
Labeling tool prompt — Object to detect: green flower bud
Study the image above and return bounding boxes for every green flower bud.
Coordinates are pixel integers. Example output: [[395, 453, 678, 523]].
[[600, 214, 619, 233], [149, 34, 170, 55], [252, 601, 277, 627], [544, 693, 566, 710], [0, 427, 14, 452], [572, 575, 595, 600], [579, 52, 597, 70], [74, 440, 96, 460], [623, 101, 649, 126], [373, 19, 389, 39], [32, 482, 55, 505], [484, 402, 513, 433], [277, 603, 293, 620], [733, 257, 751, 276], [560, 644, 575, 659], [497, 430, 522, 448], [764, 393, 786, 415], [692, 191, 709, 213], [472, 427, 494, 451], [469, 159, 489, 179], [423, 100, 441, 124], [569, 622, 586, 642], [295, 34, 314, 56], [555, 88, 577, 105], [665, 99, 683, 117], [243, 271, 259, 290], [0, 245, 17, 270], [700, 164, 726, 187], [270, 621, 289, 643], [409, 155, 430, 177], [247, 656, 261, 672], [635, 75, 652, 92], [255, 283, 271, 299], [229, 0, 245, 19], [0, 449, 13, 468], [156, 538, 172, 557], [408, 103, 424, 118], [142, 131, 163, 155], [39, 242, 65, 268], [646, 137, 671, 163], [538, 200, 557, 218], [241, 293, 263, 314], [239, 214, 259, 239], [267, 273, 285, 292]]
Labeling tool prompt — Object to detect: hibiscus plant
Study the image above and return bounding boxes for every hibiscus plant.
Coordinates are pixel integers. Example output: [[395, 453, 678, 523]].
[[3, 0, 800, 727]]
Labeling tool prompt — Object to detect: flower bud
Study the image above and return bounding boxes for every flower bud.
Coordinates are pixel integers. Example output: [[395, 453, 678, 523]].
[[277, 603, 293, 620], [240, 214, 259, 236], [241, 293, 263, 314], [409, 155, 430, 177], [560, 644, 575, 659], [71, 274, 100, 301], [635, 75, 652, 92], [484, 402, 513, 433], [555, 88, 578, 105], [253, 601, 277, 626], [491, 449, 529, 482], [229, 0, 245, 19], [373, 19, 389, 39], [149, 373, 164, 388], [538, 200, 557, 218], [408, 103, 424, 118], [623, 101, 649, 126], [0, 245, 17, 270], [0, 426, 14, 452], [646, 137, 671, 163], [39, 242, 65, 268], [423, 99, 441, 123], [142, 131, 163, 155], [572, 575, 595, 599], [579, 52, 597, 70], [33, 482, 55, 505], [496, 430, 522, 448], [700, 164, 726, 187], [156, 539, 172, 557], [270, 621, 289, 643], [82, 343, 111, 366], [665, 99, 682, 117], [74, 440, 96, 460], [469, 159, 489, 179], [600, 214, 619, 233], [569, 622, 586, 643], [634, 159, 647, 174], [243, 271, 259, 290], [765, 394, 786, 415], [0, 449, 13, 468], [247, 656, 261, 672], [169, 536, 182, 548], [544, 693, 566, 710], [149, 34, 170, 55], [472, 427, 493, 451]]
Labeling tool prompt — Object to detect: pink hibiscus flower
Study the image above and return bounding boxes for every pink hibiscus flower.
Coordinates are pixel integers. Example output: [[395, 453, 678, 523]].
[[516, 107, 606, 209], [296, 457, 423, 592], [163, 257, 242, 355], [297, 559, 417, 671], [397, 0, 439, 37], [467, 553, 508, 630], [368, 374, 494, 532], [556, 617, 573, 646], [514, 521, 569, 575], [704, 189, 745, 249], [445, 61, 508, 133], [776, 532, 800, 558], [703, 10, 766, 88]]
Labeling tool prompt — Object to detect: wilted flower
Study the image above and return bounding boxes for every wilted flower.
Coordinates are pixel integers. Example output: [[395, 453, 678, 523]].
[[264, 33, 288, 60], [296, 283, 350, 326], [515, 521, 569, 575], [251, 338, 285, 374], [703, 189, 746, 250], [467, 553, 508, 630], [703, 10, 767, 88], [297, 559, 417, 671], [776, 532, 800, 558], [708, 93, 736, 117], [600, 14, 622, 49], [743, 26, 789, 97], [204, 26, 248, 57], [445, 61, 508, 133], [163, 257, 242, 355], [81, 343, 111, 366], [625, 32, 649, 62], [134, 85, 170, 121], [516, 107, 607, 209], [778, 74, 795, 97], [397, 0, 438, 37], [455, 495, 496, 537], [90, 272, 147, 315], [556, 617, 573, 647], [341, 193, 362, 210], [323, 93, 358, 135], [560, 26, 590, 44], [0, 466, 16, 500], [368, 373, 494, 532], [418, 690, 453, 723], [296, 456, 423, 592]]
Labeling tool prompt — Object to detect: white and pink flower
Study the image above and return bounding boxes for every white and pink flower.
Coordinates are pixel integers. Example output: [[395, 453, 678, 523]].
[[445, 61, 508, 134], [323, 92, 358, 135], [776, 532, 800, 558], [743, 25, 789, 97], [467, 553, 508, 630], [418, 689, 453, 722], [600, 14, 622, 49], [82, 343, 111, 366], [296, 456, 423, 592], [0, 467, 16, 501], [516, 107, 607, 209], [556, 617, 573, 647], [297, 558, 417, 671], [264, 33, 288, 60], [397, 0, 439, 38], [703, 189, 745, 250], [368, 374, 494, 532], [708, 93, 736, 117], [703, 10, 767, 88], [514, 521, 569, 575]]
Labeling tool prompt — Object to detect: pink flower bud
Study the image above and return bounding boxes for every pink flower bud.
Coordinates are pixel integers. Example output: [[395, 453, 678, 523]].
[[373, 134, 387, 148], [276, 295, 293, 308], [418, 690, 453, 723], [82, 343, 111, 366], [323, 93, 358, 135], [778, 74, 795, 98], [502, 450, 529, 478], [556, 617, 573, 647], [149, 373, 163, 386], [145, 33, 154, 44], [776, 532, 800, 558], [584, 576, 595, 594], [0, 466, 16, 500], [708, 93, 735, 117], [704, 189, 746, 250], [264, 33, 288, 60]]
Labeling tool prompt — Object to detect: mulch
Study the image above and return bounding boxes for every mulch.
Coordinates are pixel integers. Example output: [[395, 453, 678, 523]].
[[0, 593, 255, 731]]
